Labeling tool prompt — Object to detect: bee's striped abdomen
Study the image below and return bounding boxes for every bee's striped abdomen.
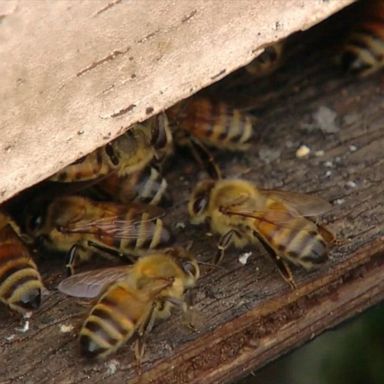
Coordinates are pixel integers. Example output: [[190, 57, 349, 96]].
[[134, 214, 170, 250], [255, 211, 328, 269], [341, 2, 384, 75], [227, 108, 253, 148], [98, 167, 168, 206], [187, 98, 215, 140], [297, 232, 328, 266], [0, 241, 42, 313], [98, 205, 171, 254], [275, 223, 327, 266], [137, 167, 168, 206], [50, 149, 110, 182], [177, 98, 254, 151], [80, 284, 139, 359]]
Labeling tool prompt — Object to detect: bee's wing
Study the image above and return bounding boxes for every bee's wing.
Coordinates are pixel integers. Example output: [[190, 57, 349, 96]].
[[62, 204, 166, 239], [58, 266, 132, 298], [194, 98, 256, 124], [224, 198, 313, 227], [225, 207, 298, 226], [259, 189, 332, 216]]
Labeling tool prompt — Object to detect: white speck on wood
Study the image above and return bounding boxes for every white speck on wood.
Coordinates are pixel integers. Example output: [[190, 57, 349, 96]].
[[60, 324, 74, 333], [105, 359, 120, 375], [346, 181, 357, 188], [239, 252, 252, 265], [312, 105, 339, 133]]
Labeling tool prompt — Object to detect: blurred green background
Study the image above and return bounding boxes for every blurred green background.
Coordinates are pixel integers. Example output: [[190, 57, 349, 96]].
[[238, 303, 384, 384]]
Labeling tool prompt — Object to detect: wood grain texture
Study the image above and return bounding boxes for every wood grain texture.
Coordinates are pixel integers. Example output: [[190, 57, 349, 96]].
[[1, 4, 383, 384], [0, 0, 353, 203]]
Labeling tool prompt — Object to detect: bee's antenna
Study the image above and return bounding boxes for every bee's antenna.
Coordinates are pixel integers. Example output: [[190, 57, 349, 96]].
[[197, 260, 226, 271], [188, 138, 222, 180]]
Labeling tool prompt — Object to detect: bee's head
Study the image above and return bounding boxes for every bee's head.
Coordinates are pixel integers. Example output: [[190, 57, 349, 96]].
[[24, 203, 47, 238], [165, 247, 200, 285], [245, 43, 282, 77], [188, 179, 215, 224], [111, 131, 138, 164]]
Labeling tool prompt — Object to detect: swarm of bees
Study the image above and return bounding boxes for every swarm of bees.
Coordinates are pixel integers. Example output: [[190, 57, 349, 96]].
[[1, 0, 382, 364], [0, 96, 335, 361]]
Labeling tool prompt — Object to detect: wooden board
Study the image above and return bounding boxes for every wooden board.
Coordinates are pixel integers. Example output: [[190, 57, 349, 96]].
[[0, 0, 353, 203], [1, 4, 383, 384]]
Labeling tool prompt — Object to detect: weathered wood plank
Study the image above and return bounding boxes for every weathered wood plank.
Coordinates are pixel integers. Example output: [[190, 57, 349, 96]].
[[0, 0, 352, 203], [0, 4, 383, 384]]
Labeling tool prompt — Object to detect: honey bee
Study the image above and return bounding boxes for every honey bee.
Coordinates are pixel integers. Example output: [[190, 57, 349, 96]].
[[168, 97, 255, 151], [0, 211, 43, 314], [94, 166, 169, 206], [188, 178, 335, 287], [339, 0, 384, 76], [245, 41, 284, 78], [58, 248, 200, 359], [50, 113, 173, 183], [25, 196, 171, 275]]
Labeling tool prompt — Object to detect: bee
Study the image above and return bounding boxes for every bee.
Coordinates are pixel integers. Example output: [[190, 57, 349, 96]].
[[168, 96, 255, 152], [50, 113, 173, 183], [245, 41, 284, 78], [188, 178, 335, 288], [25, 195, 171, 275], [94, 166, 169, 206], [339, 0, 384, 76], [0, 211, 43, 315], [58, 248, 200, 360]]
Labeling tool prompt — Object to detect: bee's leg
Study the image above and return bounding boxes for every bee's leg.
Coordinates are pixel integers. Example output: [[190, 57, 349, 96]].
[[269, 253, 296, 289], [215, 229, 237, 264], [65, 244, 81, 276], [134, 336, 146, 366], [163, 296, 187, 309], [188, 137, 222, 180], [317, 224, 339, 245], [182, 290, 198, 330], [134, 302, 159, 366], [253, 233, 296, 289], [15, 311, 32, 333], [87, 240, 136, 263], [184, 288, 194, 309], [163, 294, 196, 330]]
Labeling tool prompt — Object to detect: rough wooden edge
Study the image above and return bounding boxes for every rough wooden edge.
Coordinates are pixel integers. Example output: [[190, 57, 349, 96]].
[[0, 0, 354, 203], [131, 237, 384, 384]]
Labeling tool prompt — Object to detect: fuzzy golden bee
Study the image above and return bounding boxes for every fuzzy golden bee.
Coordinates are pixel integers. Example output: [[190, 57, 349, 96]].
[[245, 41, 284, 78], [58, 248, 199, 360], [188, 178, 335, 287], [0, 211, 43, 314], [50, 113, 173, 183], [25, 195, 171, 275], [339, 0, 384, 76], [168, 97, 255, 152], [94, 166, 169, 206]]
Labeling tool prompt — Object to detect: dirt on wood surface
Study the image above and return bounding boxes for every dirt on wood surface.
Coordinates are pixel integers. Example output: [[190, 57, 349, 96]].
[[0, 4, 383, 384]]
